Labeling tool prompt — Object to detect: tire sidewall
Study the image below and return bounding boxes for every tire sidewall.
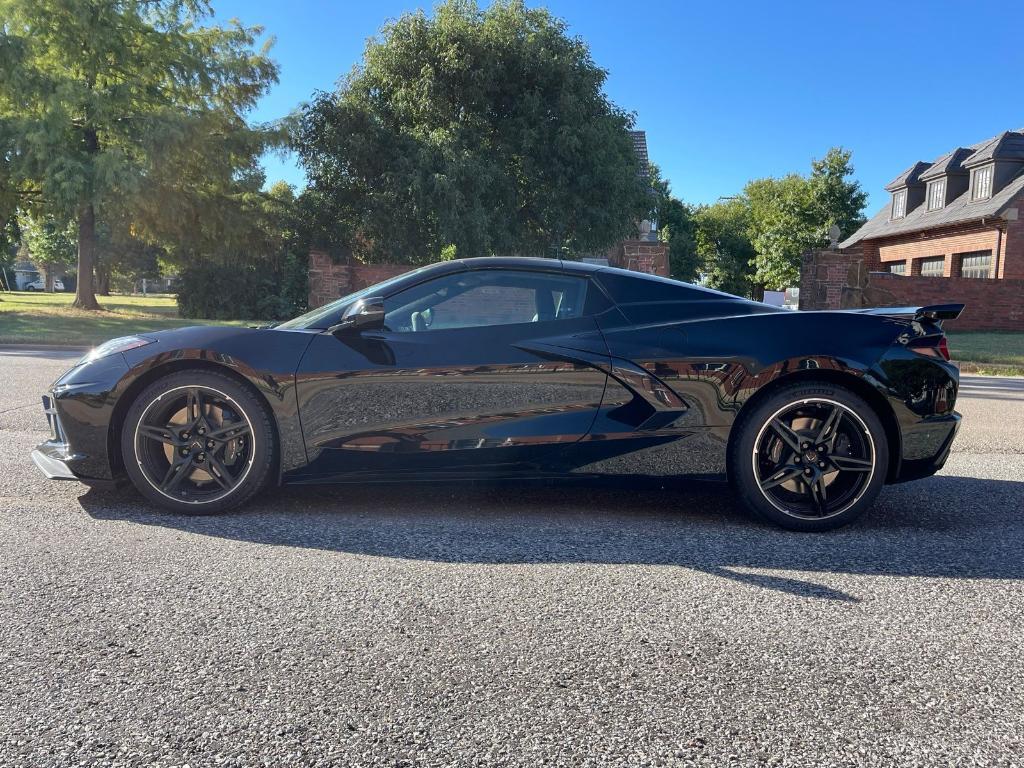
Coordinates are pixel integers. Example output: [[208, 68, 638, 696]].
[[729, 382, 889, 532], [121, 370, 275, 515]]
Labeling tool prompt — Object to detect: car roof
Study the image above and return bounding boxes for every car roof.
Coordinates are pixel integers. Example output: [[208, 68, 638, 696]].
[[424, 256, 751, 303], [456, 256, 582, 272]]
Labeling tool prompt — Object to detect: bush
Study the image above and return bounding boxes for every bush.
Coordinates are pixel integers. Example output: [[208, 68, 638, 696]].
[[177, 255, 307, 321]]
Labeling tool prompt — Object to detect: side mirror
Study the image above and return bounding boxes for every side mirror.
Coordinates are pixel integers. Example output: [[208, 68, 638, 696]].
[[328, 296, 385, 336]]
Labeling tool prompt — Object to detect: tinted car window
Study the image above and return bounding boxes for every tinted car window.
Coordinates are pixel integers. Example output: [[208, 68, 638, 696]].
[[384, 270, 587, 332], [595, 270, 705, 304]]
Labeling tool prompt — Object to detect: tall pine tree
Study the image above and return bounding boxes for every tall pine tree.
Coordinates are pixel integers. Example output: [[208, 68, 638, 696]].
[[0, 0, 280, 308]]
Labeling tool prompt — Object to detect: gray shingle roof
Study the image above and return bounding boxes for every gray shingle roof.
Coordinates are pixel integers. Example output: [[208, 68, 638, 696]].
[[841, 129, 1024, 248], [919, 147, 972, 181], [840, 169, 1024, 248], [963, 131, 1024, 167], [884, 161, 930, 191]]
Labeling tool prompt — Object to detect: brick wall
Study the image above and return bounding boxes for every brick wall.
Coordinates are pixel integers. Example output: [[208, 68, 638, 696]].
[[859, 217, 1024, 279], [798, 248, 869, 310], [308, 251, 410, 309], [872, 223, 1002, 277], [1003, 214, 1024, 279], [606, 240, 670, 277], [868, 273, 1024, 331], [800, 247, 1024, 331]]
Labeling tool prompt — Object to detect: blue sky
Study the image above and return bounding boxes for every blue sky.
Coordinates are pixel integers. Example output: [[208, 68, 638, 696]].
[[215, 0, 1024, 213]]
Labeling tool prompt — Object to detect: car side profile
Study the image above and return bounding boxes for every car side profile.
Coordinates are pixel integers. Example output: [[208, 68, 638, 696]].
[[32, 257, 962, 531], [24, 277, 65, 291]]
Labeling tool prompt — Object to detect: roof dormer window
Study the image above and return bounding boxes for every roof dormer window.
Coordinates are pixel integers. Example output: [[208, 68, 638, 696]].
[[891, 189, 907, 219], [972, 165, 993, 200], [926, 178, 946, 210]]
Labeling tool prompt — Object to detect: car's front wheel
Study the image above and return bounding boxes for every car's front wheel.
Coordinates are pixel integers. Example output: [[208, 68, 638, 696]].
[[121, 370, 276, 514], [729, 382, 888, 531]]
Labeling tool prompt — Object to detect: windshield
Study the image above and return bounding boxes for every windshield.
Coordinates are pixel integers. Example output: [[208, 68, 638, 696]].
[[275, 265, 433, 330]]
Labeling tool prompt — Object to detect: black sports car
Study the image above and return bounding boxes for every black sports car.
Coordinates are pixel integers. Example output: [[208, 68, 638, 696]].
[[33, 257, 963, 531]]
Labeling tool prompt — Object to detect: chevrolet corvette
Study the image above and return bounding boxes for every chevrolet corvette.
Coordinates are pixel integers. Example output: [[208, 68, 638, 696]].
[[32, 257, 963, 531]]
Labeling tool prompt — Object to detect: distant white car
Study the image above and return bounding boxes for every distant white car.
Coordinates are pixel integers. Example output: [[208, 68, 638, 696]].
[[23, 278, 64, 292]]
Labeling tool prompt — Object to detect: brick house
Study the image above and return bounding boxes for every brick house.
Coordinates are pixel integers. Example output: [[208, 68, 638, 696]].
[[840, 129, 1024, 279]]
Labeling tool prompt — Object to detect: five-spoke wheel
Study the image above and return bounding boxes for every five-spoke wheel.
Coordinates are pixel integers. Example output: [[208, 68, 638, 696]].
[[122, 370, 275, 514], [730, 383, 888, 531]]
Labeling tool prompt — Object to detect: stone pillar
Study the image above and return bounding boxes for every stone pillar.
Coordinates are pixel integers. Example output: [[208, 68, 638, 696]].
[[798, 248, 869, 310]]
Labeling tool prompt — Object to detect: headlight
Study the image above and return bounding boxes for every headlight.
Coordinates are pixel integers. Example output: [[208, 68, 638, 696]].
[[78, 335, 155, 365]]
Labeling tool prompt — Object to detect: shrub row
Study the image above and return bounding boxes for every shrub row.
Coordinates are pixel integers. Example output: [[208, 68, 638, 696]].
[[176, 255, 307, 321]]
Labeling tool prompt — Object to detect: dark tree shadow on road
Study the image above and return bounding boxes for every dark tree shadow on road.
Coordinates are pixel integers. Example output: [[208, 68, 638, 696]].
[[79, 473, 1024, 603]]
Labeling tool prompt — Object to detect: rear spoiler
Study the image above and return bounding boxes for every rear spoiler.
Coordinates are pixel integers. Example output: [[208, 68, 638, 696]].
[[847, 303, 965, 324]]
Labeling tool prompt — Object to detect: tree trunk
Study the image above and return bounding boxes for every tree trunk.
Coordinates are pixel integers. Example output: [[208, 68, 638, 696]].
[[73, 203, 101, 310], [96, 260, 111, 295]]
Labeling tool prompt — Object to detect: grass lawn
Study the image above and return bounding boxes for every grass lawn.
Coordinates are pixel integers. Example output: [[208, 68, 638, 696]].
[[0, 291, 252, 346], [946, 331, 1024, 375]]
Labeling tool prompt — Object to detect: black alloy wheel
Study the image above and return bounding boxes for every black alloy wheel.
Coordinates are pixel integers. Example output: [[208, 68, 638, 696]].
[[730, 382, 888, 531], [121, 370, 275, 514]]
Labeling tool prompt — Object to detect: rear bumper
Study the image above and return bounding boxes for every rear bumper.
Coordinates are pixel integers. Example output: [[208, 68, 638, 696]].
[[891, 411, 961, 483]]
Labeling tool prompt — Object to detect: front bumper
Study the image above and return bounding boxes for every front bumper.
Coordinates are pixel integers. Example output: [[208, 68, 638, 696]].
[[32, 353, 131, 483], [32, 394, 84, 481], [31, 443, 80, 480]]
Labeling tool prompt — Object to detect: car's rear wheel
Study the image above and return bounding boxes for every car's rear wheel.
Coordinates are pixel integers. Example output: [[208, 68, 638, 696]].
[[729, 382, 888, 531], [121, 370, 275, 514]]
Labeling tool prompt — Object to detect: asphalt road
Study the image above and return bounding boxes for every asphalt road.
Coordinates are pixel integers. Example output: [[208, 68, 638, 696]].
[[1, 347, 1023, 767]]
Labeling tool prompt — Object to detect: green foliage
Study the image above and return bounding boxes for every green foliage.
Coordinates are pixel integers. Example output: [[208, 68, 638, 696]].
[[17, 210, 76, 288], [745, 173, 817, 289], [693, 199, 756, 297], [809, 147, 868, 245], [297, 0, 648, 264], [176, 181, 308, 320], [745, 147, 867, 290], [0, 0, 282, 307], [650, 164, 699, 282], [176, 257, 306, 321], [97, 224, 164, 293], [0, 127, 21, 258]]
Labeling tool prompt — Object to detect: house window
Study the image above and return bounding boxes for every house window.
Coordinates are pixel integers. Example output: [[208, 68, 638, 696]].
[[926, 179, 946, 210], [891, 189, 907, 219], [918, 256, 945, 277], [972, 165, 993, 200], [889, 261, 907, 275], [959, 251, 992, 279]]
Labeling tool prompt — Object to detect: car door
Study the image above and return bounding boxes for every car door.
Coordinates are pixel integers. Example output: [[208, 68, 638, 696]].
[[293, 266, 611, 480]]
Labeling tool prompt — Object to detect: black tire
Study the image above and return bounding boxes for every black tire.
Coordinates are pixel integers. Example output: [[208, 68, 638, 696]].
[[728, 381, 889, 532], [120, 369, 276, 515]]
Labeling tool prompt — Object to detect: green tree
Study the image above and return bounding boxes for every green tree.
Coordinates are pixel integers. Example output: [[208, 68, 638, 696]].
[[17, 210, 76, 290], [744, 147, 867, 290], [693, 199, 756, 297], [809, 147, 867, 244], [175, 181, 309, 320], [0, 0, 280, 309], [649, 164, 699, 283], [297, 0, 649, 264], [745, 174, 817, 290]]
